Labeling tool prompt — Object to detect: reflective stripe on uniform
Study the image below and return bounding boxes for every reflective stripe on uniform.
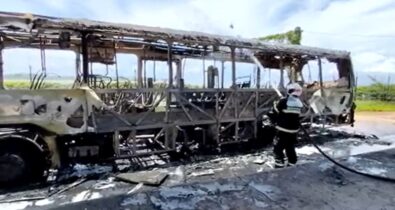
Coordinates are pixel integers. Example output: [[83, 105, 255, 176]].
[[275, 126, 299, 133], [282, 109, 301, 114]]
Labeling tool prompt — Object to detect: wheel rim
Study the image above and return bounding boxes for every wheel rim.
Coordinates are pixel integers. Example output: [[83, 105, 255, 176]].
[[0, 154, 26, 183]]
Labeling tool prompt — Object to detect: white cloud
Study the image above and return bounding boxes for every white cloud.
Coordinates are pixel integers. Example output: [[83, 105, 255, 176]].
[[354, 52, 395, 73], [281, 0, 395, 76]]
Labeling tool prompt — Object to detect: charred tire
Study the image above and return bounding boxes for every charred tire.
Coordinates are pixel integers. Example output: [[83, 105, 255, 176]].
[[0, 137, 48, 187]]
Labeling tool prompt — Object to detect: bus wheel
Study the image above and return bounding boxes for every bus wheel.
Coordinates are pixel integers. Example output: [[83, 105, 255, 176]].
[[0, 137, 48, 187]]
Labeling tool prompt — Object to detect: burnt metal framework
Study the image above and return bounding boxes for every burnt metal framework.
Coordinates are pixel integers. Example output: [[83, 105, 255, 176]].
[[0, 12, 355, 160]]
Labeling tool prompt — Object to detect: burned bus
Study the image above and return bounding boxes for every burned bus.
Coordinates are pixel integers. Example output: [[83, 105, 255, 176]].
[[0, 12, 355, 185]]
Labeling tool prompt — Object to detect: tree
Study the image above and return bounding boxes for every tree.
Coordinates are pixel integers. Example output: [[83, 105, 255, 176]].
[[259, 27, 302, 45], [257, 27, 303, 87]]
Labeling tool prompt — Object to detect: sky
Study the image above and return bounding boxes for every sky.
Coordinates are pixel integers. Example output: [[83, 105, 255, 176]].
[[2, 0, 395, 86]]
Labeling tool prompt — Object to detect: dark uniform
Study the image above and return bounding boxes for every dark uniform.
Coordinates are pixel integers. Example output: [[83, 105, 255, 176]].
[[271, 94, 303, 168]]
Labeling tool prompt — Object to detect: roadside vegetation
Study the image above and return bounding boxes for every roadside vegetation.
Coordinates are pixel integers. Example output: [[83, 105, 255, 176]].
[[356, 84, 395, 112], [3, 79, 200, 89], [5, 78, 395, 112], [356, 100, 395, 112], [4, 80, 71, 89]]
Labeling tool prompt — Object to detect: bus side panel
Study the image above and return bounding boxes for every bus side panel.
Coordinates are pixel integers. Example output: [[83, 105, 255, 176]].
[[0, 89, 90, 135]]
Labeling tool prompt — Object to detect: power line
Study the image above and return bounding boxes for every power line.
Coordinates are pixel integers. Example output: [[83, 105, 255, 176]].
[[304, 30, 395, 39]]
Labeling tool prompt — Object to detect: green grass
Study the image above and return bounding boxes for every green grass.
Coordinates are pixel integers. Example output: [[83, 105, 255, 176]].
[[4, 80, 72, 89], [3, 80, 200, 89], [356, 100, 395, 112], [5, 80, 394, 112]]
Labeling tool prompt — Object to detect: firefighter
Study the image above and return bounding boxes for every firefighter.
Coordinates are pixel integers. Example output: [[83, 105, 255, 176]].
[[271, 83, 304, 168]]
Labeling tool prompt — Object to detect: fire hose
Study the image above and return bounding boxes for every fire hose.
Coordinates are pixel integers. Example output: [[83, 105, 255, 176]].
[[299, 125, 395, 182], [277, 90, 395, 182]]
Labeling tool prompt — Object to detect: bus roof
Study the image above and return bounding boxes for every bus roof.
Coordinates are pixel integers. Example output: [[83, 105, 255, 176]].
[[0, 11, 350, 61]]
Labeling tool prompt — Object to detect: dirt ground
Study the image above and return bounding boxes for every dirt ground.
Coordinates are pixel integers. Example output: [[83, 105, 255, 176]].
[[356, 111, 395, 122], [350, 112, 395, 137], [298, 112, 395, 139]]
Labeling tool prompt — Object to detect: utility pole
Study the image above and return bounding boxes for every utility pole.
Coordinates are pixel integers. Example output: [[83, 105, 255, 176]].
[[387, 74, 391, 101], [0, 36, 4, 89], [81, 32, 89, 84], [29, 65, 32, 83]]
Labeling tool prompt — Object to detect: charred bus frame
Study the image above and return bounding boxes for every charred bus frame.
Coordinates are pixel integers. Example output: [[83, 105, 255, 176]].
[[0, 12, 355, 185]]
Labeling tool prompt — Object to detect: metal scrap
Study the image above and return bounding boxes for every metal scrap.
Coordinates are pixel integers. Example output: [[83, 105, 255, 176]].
[[189, 169, 215, 177], [253, 158, 266, 165], [116, 171, 168, 186]]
